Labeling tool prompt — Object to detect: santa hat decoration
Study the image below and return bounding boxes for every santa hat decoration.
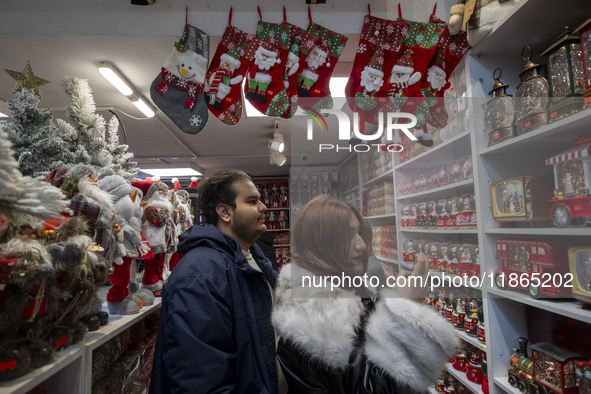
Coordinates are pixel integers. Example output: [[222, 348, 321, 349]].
[[189, 176, 198, 188], [287, 51, 300, 65], [257, 39, 281, 64], [366, 49, 385, 78], [220, 46, 242, 69], [392, 49, 415, 74], [144, 182, 169, 202], [152, 175, 161, 182], [172, 177, 181, 190], [131, 180, 154, 199]]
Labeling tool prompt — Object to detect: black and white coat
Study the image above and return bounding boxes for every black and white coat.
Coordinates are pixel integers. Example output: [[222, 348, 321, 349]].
[[273, 263, 458, 394]]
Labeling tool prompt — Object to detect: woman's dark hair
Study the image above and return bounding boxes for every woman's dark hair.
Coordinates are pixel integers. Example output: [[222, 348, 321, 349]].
[[197, 170, 253, 225], [292, 194, 372, 275]]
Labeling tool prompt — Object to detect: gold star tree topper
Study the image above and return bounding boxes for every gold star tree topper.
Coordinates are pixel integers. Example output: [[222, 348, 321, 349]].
[[5, 61, 50, 99]]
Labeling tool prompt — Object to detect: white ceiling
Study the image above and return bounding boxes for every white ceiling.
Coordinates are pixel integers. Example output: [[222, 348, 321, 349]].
[[0, 0, 450, 180]]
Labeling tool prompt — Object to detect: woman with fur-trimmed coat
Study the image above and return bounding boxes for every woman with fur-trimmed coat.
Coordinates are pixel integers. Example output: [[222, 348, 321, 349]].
[[273, 195, 458, 393]]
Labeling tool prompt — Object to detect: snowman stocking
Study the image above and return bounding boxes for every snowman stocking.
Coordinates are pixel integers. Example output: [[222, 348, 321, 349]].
[[244, 17, 289, 115], [420, 13, 470, 129], [266, 21, 306, 118], [150, 24, 209, 135], [296, 12, 348, 111], [205, 20, 259, 125]]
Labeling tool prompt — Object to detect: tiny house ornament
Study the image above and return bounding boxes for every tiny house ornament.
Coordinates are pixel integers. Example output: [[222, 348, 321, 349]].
[[574, 17, 591, 99], [541, 27, 585, 121], [515, 47, 550, 135], [484, 68, 515, 146]]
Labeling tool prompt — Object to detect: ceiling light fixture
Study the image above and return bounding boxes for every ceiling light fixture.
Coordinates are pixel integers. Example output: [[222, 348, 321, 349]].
[[269, 150, 287, 167], [98, 61, 155, 118], [139, 167, 203, 178], [268, 131, 285, 153], [0, 112, 8, 118]]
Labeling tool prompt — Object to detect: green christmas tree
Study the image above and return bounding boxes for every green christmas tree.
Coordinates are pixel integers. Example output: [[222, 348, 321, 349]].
[[105, 116, 138, 180], [1, 89, 75, 176]]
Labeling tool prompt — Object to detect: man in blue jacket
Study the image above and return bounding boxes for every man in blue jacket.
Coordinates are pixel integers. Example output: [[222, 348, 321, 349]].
[[149, 170, 279, 393]]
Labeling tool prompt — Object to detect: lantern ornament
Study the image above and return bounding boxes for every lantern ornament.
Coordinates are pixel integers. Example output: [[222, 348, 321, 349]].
[[574, 17, 591, 103], [484, 67, 515, 146], [541, 26, 585, 122], [515, 47, 550, 135]]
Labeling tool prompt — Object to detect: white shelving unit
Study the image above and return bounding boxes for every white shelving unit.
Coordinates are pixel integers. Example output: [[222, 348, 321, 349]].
[[0, 299, 161, 394], [335, 3, 591, 394]]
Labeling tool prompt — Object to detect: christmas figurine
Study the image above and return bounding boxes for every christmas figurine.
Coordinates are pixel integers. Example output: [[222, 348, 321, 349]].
[[452, 346, 468, 372], [205, 47, 243, 110], [297, 41, 330, 97], [385, 49, 422, 109], [283, 50, 300, 90], [246, 40, 281, 104], [279, 210, 288, 229]]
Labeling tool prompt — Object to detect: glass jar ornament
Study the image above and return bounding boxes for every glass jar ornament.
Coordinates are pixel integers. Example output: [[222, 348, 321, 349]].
[[574, 17, 591, 100], [541, 27, 585, 121], [484, 68, 515, 146], [515, 46, 550, 135]]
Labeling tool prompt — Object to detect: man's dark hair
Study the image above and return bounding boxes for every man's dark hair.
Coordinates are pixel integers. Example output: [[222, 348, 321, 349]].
[[198, 170, 253, 225]]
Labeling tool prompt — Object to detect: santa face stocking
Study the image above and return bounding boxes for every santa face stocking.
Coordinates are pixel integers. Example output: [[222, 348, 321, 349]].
[[266, 23, 306, 118], [420, 14, 470, 129], [205, 25, 259, 125], [296, 21, 348, 111], [244, 21, 289, 115], [150, 24, 209, 135]]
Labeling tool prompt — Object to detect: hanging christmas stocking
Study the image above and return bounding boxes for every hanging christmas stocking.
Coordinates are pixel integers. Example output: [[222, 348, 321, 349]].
[[419, 12, 470, 129], [266, 18, 306, 118], [244, 11, 289, 116], [150, 24, 209, 135], [296, 10, 348, 111], [205, 11, 259, 125], [346, 12, 407, 115], [377, 8, 446, 128]]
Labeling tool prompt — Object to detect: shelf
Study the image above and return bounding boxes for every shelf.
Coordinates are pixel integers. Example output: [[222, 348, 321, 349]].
[[493, 376, 522, 394], [396, 179, 474, 201], [398, 260, 414, 271], [273, 244, 290, 247], [340, 185, 359, 196], [485, 227, 591, 237], [395, 131, 471, 171], [0, 346, 83, 394], [266, 207, 290, 211], [486, 287, 591, 325], [363, 213, 396, 220], [445, 363, 484, 394], [479, 107, 591, 158], [361, 169, 394, 188], [266, 229, 289, 232], [400, 227, 478, 234], [83, 299, 161, 351], [427, 386, 439, 394], [455, 329, 487, 352]]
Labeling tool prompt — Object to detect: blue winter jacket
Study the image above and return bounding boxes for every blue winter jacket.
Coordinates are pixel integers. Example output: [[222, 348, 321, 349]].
[[149, 224, 279, 394]]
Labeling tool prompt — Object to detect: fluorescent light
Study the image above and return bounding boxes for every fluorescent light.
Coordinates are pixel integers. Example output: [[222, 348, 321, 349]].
[[0, 112, 8, 118], [132, 98, 155, 118], [140, 167, 202, 177], [98, 64, 133, 96]]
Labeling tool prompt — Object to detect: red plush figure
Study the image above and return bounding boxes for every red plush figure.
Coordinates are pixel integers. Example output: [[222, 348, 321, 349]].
[[140, 182, 177, 295], [246, 39, 282, 104], [355, 50, 385, 111]]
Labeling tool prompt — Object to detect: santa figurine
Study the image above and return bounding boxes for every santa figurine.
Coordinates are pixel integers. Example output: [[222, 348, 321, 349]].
[[98, 175, 154, 314], [297, 40, 331, 97], [204, 47, 243, 110], [141, 182, 177, 295], [355, 50, 385, 111], [246, 40, 281, 104]]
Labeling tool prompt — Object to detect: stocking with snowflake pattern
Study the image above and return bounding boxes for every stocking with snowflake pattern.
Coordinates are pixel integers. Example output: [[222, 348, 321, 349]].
[[295, 9, 348, 111], [205, 10, 259, 125], [150, 24, 209, 134]]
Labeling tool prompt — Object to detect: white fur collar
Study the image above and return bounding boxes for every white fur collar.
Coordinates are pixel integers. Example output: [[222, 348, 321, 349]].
[[273, 263, 458, 391]]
